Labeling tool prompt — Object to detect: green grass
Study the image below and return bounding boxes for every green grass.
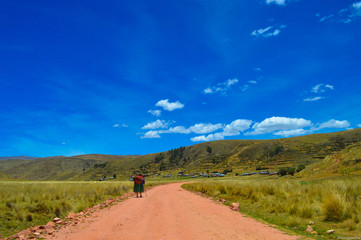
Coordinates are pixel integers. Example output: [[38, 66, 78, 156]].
[[0, 180, 163, 237], [182, 177, 361, 239]]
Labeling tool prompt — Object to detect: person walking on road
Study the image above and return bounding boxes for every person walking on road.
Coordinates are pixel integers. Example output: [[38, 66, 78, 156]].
[[133, 174, 145, 198]]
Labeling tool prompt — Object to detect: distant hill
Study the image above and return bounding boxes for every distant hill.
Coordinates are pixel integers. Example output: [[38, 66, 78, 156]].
[[0, 156, 39, 161], [1, 128, 361, 180], [2, 154, 134, 181]]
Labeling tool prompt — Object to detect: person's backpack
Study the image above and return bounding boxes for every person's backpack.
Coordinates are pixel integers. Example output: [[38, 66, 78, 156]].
[[133, 175, 143, 184]]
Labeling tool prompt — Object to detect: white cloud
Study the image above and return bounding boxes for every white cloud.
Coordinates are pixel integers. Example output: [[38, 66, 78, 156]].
[[325, 84, 334, 90], [155, 99, 184, 111], [254, 67, 262, 72], [320, 14, 334, 22], [113, 123, 128, 128], [352, 2, 361, 15], [141, 131, 161, 139], [223, 119, 253, 136], [61, 142, 66, 145], [317, 119, 350, 130], [274, 129, 310, 137], [318, 2, 361, 24], [159, 123, 223, 135], [304, 96, 325, 102], [203, 88, 213, 94], [305, 83, 334, 102], [249, 80, 257, 84], [251, 26, 272, 36], [357, 124, 361, 128], [225, 78, 238, 87], [148, 110, 161, 117], [203, 78, 239, 95], [141, 120, 169, 130], [251, 26, 283, 38], [266, 0, 286, 6], [160, 126, 191, 134], [191, 119, 252, 142], [189, 123, 224, 134], [353, 2, 361, 9], [250, 117, 312, 135], [191, 133, 225, 142], [311, 83, 334, 93]]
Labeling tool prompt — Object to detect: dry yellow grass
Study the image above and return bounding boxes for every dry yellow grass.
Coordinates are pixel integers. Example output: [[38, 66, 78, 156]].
[[183, 177, 361, 239]]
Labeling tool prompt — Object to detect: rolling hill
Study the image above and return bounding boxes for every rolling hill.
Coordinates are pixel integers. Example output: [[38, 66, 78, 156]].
[[298, 139, 361, 179], [1, 128, 361, 180], [0, 156, 39, 161]]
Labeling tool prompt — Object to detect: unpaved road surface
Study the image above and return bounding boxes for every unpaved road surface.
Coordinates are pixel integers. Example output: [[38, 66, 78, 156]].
[[49, 182, 299, 240]]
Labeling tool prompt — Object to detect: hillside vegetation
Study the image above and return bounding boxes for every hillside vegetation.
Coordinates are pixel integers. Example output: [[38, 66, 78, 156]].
[[299, 140, 361, 179], [1, 128, 361, 180]]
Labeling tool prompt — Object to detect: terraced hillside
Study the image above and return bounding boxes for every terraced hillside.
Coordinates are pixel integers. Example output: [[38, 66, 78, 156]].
[[1, 128, 361, 180]]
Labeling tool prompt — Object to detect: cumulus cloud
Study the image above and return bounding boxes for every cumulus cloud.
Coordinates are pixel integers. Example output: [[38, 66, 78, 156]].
[[273, 129, 310, 137], [266, 0, 286, 6], [203, 78, 239, 95], [159, 123, 223, 135], [160, 126, 191, 134], [189, 123, 224, 134], [191, 119, 252, 142], [155, 99, 184, 111], [317, 119, 350, 130], [141, 131, 161, 139], [142, 119, 252, 141], [141, 120, 169, 130], [304, 96, 325, 102], [148, 109, 161, 117], [249, 80, 257, 84], [191, 133, 225, 142], [223, 119, 253, 136], [249, 117, 312, 135], [251, 26, 284, 38], [358, 124, 361, 128]]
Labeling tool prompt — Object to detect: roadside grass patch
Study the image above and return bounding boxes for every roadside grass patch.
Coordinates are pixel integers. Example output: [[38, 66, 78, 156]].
[[182, 177, 361, 239], [0, 181, 137, 237]]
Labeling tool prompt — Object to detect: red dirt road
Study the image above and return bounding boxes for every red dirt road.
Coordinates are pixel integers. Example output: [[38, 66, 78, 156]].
[[49, 183, 299, 240]]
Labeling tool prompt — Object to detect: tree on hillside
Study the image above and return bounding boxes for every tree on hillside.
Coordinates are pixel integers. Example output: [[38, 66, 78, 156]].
[[154, 153, 165, 163], [278, 168, 287, 176], [287, 167, 296, 176], [159, 162, 166, 171], [207, 146, 212, 154], [168, 146, 186, 165], [297, 164, 305, 172]]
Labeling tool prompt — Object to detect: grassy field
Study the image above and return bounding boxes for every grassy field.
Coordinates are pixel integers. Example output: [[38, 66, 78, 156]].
[[183, 176, 361, 239], [0, 180, 164, 237]]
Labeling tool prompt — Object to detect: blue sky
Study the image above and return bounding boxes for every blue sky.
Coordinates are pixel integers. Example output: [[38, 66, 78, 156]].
[[1, 0, 361, 157]]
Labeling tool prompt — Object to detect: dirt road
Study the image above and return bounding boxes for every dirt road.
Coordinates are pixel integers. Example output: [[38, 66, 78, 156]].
[[49, 182, 299, 240]]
